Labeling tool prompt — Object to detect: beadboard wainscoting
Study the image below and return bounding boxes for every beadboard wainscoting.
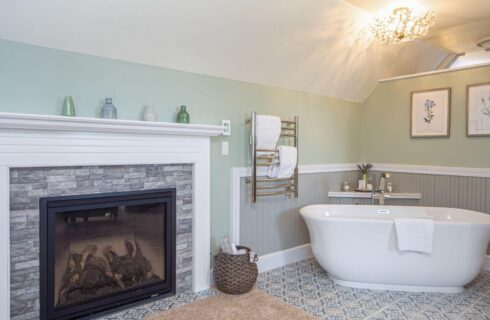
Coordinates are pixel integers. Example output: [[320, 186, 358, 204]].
[[239, 170, 359, 255], [232, 163, 490, 259]]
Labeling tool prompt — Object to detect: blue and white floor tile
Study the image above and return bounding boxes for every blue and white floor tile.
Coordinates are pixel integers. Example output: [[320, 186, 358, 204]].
[[258, 258, 490, 320], [96, 289, 218, 320], [97, 258, 490, 320]]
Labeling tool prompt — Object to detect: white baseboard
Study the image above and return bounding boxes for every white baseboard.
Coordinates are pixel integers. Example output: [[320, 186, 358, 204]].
[[209, 244, 312, 286], [257, 244, 313, 273], [484, 255, 490, 272]]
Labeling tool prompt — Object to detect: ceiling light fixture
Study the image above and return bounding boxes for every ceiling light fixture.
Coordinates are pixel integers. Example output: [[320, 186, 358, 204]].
[[370, 7, 435, 45]]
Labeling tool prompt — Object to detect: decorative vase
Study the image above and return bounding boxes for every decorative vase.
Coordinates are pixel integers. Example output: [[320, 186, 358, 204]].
[[176, 105, 190, 124], [341, 181, 351, 192], [100, 98, 117, 119], [141, 105, 157, 121], [62, 96, 76, 117], [362, 173, 368, 183]]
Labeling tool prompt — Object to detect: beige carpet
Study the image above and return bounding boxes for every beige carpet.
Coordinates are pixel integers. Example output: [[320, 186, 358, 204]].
[[145, 289, 315, 320]]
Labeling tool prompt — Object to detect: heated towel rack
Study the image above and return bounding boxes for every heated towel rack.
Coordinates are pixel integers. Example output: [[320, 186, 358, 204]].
[[246, 112, 298, 203]]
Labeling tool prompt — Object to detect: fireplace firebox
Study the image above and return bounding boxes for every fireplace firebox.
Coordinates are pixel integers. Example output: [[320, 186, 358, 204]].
[[40, 189, 176, 320]]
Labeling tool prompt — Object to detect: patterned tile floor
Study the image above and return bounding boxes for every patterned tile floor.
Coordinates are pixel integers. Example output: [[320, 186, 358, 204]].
[[97, 289, 218, 319], [258, 258, 490, 320], [99, 258, 490, 320]]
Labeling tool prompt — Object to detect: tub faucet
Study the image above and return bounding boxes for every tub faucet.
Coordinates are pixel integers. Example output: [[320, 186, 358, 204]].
[[377, 172, 391, 192], [372, 173, 391, 205]]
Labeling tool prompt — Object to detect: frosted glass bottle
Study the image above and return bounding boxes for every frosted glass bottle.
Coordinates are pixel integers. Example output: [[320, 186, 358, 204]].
[[141, 105, 157, 121], [61, 96, 76, 116], [100, 98, 117, 119]]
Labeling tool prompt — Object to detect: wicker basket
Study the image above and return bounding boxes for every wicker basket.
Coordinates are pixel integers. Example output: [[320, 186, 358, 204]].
[[214, 245, 258, 294]]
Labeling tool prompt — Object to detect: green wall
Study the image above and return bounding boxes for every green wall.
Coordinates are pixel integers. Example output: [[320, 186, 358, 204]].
[[361, 66, 490, 168], [0, 40, 361, 252]]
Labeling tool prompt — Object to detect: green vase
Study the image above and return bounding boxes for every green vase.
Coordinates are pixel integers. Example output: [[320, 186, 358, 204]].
[[176, 105, 190, 124], [62, 96, 76, 117]]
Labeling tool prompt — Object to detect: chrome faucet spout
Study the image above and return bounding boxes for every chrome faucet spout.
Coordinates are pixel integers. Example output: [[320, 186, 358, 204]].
[[372, 173, 392, 205]]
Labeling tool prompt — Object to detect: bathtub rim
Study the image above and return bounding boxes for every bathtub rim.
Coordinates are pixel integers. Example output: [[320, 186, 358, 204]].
[[300, 204, 490, 225]]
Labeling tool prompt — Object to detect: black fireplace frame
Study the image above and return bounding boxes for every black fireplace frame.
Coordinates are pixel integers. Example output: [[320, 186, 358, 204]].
[[39, 189, 176, 320]]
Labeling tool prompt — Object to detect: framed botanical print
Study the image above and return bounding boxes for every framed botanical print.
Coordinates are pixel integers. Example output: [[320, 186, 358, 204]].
[[410, 88, 451, 138], [467, 82, 490, 137]]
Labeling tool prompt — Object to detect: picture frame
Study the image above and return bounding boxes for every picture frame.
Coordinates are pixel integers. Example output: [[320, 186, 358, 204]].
[[467, 82, 490, 137], [410, 88, 451, 138]]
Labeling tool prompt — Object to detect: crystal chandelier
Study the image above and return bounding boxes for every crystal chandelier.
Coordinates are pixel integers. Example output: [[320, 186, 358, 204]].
[[370, 7, 435, 45]]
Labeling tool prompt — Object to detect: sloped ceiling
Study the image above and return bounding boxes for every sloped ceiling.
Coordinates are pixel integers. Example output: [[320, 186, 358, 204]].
[[0, 0, 449, 102]]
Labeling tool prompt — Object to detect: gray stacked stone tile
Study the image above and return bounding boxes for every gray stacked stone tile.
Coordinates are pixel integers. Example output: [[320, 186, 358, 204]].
[[9, 164, 193, 320]]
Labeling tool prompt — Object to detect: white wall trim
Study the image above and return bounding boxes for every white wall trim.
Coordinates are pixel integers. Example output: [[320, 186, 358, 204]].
[[0, 116, 222, 319], [379, 62, 490, 83], [210, 244, 313, 284], [257, 244, 313, 273], [0, 112, 225, 136], [374, 163, 490, 178], [0, 167, 10, 318], [231, 162, 490, 244], [484, 256, 490, 272]]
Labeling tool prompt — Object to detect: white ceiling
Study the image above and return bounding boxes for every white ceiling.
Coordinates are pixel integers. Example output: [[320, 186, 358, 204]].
[[0, 0, 456, 102]]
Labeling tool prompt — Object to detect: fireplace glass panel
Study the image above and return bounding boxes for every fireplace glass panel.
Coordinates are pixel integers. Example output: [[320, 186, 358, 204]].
[[53, 203, 166, 308]]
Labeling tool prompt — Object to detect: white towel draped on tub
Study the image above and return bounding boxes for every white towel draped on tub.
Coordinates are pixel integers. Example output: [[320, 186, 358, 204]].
[[267, 146, 297, 179], [255, 115, 281, 152], [394, 218, 435, 254]]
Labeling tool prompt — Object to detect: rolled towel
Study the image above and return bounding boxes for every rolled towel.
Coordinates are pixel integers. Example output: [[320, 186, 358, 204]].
[[267, 146, 297, 179], [394, 218, 435, 254], [255, 115, 281, 152]]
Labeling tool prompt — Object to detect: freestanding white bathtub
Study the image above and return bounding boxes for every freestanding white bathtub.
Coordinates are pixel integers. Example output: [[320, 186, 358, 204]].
[[300, 204, 490, 293]]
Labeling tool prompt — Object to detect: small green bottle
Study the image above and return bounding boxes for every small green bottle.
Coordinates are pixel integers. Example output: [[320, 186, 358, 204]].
[[61, 96, 76, 116], [176, 105, 190, 124]]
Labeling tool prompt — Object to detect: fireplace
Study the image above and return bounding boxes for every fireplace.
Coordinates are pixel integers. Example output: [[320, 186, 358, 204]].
[[39, 189, 176, 320]]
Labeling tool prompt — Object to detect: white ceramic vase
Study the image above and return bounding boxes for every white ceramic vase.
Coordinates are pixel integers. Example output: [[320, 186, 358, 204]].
[[141, 105, 158, 122]]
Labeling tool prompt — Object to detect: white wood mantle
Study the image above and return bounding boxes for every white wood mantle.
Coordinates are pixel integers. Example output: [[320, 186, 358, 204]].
[[0, 112, 224, 136], [0, 112, 220, 319]]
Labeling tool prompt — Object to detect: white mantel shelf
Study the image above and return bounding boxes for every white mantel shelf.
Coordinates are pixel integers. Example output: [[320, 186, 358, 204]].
[[0, 112, 219, 319], [0, 112, 225, 136], [328, 191, 422, 200]]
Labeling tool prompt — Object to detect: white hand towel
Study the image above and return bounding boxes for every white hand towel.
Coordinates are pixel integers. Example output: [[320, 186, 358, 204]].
[[267, 146, 297, 179], [255, 115, 281, 152], [394, 218, 435, 254]]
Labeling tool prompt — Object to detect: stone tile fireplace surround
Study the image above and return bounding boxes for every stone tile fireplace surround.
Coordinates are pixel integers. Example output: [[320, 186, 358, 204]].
[[12, 165, 191, 319], [0, 112, 224, 319]]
